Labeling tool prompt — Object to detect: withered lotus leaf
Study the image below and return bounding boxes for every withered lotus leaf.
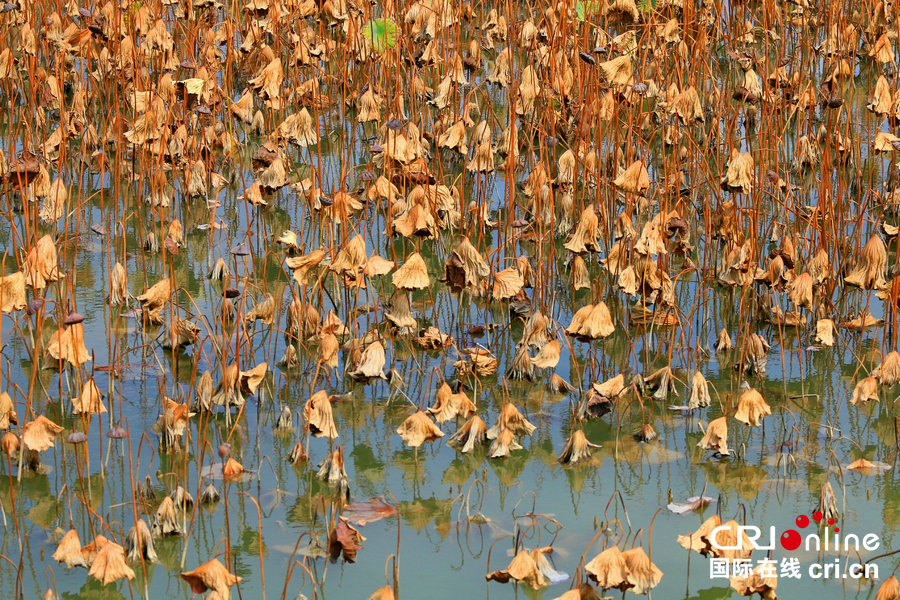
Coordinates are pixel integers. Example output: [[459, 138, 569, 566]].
[[447, 415, 488, 453], [730, 563, 777, 598], [304, 390, 338, 439], [286, 441, 307, 466], [80, 535, 111, 566], [678, 516, 753, 560], [245, 294, 275, 325], [875, 576, 900, 600], [844, 235, 887, 290], [486, 549, 547, 589], [621, 547, 663, 594], [3, 432, 21, 456], [72, 378, 106, 415], [698, 416, 729, 455], [488, 427, 523, 458], [875, 351, 900, 385], [426, 383, 476, 423], [46, 322, 91, 366], [124, 519, 157, 563], [348, 341, 387, 380], [368, 585, 395, 600], [392, 252, 430, 290], [153, 496, 182, 537], [818, 481, 840, 522], [0, 392, 17, 430], [136, 277, 173, 314], [240, 362, 268, 395], [22, 415, 63, 452], [492, 266, 525, 300], [566, 302, 615, 339], [317, 446, 351, 498], [487, 402, 536, 439], [365, 254, 394, 277], [839, 310, 882, 330], [549, 374, 575, 393], [385, 292, 417, 331], [23, 235, 60, 290], [0, 271, 26, 313], [875, 132, 900, 153], [585, 545, 628, 589], [613, 160, 649, 194], [733, 388, 771, 427], [557, 430, 600, 464], [453, 348, 499, 377], [222, 458, 245, 479], [531, 340, 561, 369], [846, 458, 884, 473], [330, 234, 367, 276], [598, 55, 632, 87], [570, 255, 591, 291], [396, 410, 444, 447], [317, 330, 341, 367], [416, 325, 453, 349], [158, 397, 195, 437], [815, 319, 835, 347], [677, 514, 722, 555], [564, 206, 600, 254], [720, 149, 754, 194], [88, 540, 135, 585], [506, 343, 535, 381], [688, 371, 711, 409], [181, 559, 242, 597], [851, 376, 879, 405], [53, 529, 87, 568], [329, 517, 365, 562]]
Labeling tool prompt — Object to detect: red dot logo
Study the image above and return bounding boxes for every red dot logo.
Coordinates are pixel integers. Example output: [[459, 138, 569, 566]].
[[796, 515, 809, 528], [812, 510, 823, 522], [781, 530, 802, 551], [827, 518, 835, 526]]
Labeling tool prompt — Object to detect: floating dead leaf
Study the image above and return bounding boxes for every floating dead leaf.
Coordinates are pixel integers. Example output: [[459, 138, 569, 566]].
[[666, 495, 715, 515], [0, 392, 17, 430], [846, 458, 892, 474], [343, 497, 397, 525]]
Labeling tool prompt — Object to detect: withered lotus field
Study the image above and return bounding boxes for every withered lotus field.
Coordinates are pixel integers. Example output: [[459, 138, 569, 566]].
[[0, 0, 899, 598]]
